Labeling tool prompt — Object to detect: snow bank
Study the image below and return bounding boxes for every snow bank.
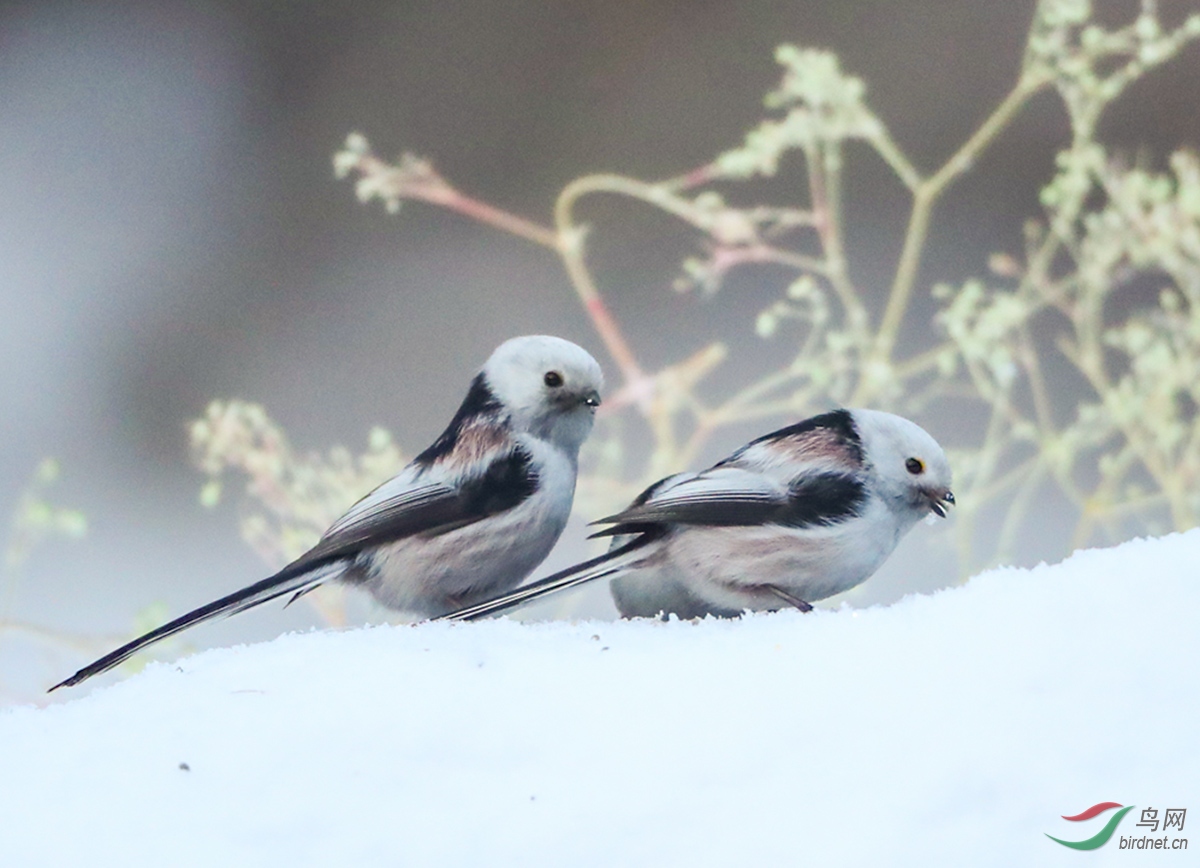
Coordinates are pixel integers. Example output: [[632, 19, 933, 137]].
[[1, 532, 1197, 867]]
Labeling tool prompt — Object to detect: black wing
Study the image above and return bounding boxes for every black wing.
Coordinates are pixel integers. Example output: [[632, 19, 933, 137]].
[[591, 466, 865, 537], [589, 466, 788, 537]]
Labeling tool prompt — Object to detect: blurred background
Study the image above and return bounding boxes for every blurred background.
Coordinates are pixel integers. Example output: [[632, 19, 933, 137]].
[[3, 0, 1199, 702]]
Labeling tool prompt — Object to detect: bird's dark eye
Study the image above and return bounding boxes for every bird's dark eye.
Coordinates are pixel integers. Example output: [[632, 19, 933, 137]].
[[544, 371, 564, 388], [905, 457, 925, 475]]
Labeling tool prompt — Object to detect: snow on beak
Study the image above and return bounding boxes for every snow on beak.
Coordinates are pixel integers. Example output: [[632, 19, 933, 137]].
[[928, 489, 955, 518]]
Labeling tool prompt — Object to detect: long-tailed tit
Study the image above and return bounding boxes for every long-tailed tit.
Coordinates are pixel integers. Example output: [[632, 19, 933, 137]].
[[437, 408, 953, 621], [52, 335, 603, 689]]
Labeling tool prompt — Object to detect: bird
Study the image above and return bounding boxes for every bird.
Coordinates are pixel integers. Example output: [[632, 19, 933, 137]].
[[51, 335, 603, 690], [435, 408, 953, 622]]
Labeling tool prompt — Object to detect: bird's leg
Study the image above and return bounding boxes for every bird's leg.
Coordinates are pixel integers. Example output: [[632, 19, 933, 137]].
[[764, 585, 813, 613]]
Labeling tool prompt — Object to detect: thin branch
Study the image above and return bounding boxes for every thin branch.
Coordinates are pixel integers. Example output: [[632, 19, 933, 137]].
[[993, 458, 1048, 561], [856, 72, 1052, 403], [708, 244, 829, 279], [811, 140, 868, 330], [865, 127, 922, 192], [1019, 324, 1055, 436]]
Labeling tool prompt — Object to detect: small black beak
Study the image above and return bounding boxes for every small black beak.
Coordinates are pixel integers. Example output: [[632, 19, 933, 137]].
[[929, 490, 955, 518], [582, 389, 601, 409]]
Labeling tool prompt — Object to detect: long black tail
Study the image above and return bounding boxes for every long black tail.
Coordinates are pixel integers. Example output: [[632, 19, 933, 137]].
[[432, 534, 658, 622], [49, 561, 343, 691]]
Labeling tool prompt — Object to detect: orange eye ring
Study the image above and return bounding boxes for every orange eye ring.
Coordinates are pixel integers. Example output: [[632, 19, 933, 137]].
[[905, 457, 925, 475]]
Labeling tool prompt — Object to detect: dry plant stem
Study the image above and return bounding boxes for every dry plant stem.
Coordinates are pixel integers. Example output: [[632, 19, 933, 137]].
[[1054, 191, 1197, 530], [976, 390, 1017, 494], [685, 387, 822, 466], [705, 366, 811, 430], [1065, 319, 1185, 523], [553, 170, 795, 388], [663, 162, 720, 191], [435, 187, 559, 250], [1066, 335, 1195, 528], [557, 173, 714, 231], [685, 369, 823, 469], [1019, 323, 1055, 436], [866, 127, 922, 192], [1186, 404, 1200, 466], [892, 342, 954, 380], [903, 379, 958, 414], [458, 186, 646, 390], [951, 409, 1027, 578], [553, 177, 679, 388], [353, 151, 645, 390], [357, 152, 560, 250], [805, 142, 865, 327], [1107, 492, 1168, 522], [700, 361, 824, 447], [962, 352, 1050, 495], [712, 244, 828, 277], [856, 72, 1052, 404], [994, 458, 1049, 563], [964, 455, 1041, 510], [714, 393, 819, 427], [1073, 448, 1139, 547]]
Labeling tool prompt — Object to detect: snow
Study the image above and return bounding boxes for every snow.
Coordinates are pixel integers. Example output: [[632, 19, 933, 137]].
[[1, 531, 1197, 867]]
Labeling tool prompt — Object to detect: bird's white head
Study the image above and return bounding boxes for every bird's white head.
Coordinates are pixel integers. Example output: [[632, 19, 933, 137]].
[[483, 335, 603, 456], [852, 409, 954, 524]]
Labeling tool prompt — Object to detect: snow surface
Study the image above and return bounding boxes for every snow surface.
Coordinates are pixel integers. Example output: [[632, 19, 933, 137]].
[[1, 531, 1197, 867]]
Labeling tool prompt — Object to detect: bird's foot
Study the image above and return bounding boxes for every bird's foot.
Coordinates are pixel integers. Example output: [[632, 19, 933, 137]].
[[764, 585, 814, 613]]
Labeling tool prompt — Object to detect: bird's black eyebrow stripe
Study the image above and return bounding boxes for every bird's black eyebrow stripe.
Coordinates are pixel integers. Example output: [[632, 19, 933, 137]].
[[731, 408, 865, 466], [782, 472, 866, 528], [460, 447, 539, 517], [413, 373, 504, 467]]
